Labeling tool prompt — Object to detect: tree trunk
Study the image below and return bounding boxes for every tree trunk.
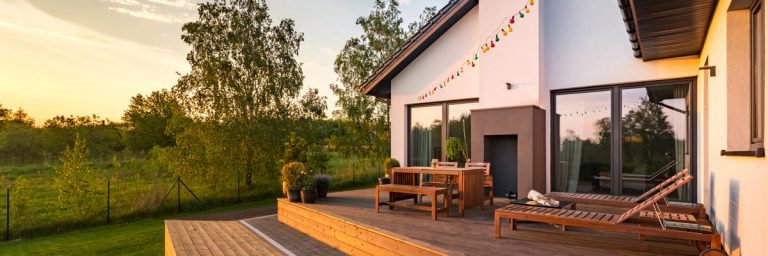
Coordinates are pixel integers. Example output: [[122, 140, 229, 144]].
[[244, 142, 255, 188]]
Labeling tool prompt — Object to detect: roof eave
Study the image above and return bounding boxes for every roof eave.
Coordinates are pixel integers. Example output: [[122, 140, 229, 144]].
[[360, 0, 479, 98]]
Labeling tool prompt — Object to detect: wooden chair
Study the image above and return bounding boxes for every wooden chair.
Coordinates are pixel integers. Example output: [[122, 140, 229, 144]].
[[547, 169, 705, 217], [422, 162, 458, 187], [466, 162, 493, 206], [494, 174, 723, 253], [420, 162, 458, 204]]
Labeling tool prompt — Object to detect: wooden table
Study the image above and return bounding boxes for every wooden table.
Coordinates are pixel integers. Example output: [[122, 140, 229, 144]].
[[391, 166, 486, 216]]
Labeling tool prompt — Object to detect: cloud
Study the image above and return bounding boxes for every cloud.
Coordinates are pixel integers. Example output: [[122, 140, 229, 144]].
[[0, 0, 189, 123], [103, 0, 198, 23]]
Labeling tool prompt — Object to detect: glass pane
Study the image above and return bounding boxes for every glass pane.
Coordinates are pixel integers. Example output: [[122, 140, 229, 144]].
[[554, 91, 612, 194], [621, 85, 690, 201], [447, 102, 478, 165], [409, 105, 443, 166]]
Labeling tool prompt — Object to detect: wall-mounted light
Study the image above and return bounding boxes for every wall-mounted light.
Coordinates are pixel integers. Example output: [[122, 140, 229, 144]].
[[506, 82, 513, 90], [699, 66, 716, 77]]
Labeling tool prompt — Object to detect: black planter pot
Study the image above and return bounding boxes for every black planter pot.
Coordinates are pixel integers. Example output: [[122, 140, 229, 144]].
[[288, 189, 301, 202], [378, 177, 391, 185], [301, 190, 317, 204], [316, 184, 329, 198]]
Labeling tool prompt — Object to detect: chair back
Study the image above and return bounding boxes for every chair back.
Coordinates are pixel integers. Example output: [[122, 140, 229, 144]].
[[466, 162, 491, 175], [633, 169, 688, 203], [437, 162, 458, 168], [613, 174, 693, 224]]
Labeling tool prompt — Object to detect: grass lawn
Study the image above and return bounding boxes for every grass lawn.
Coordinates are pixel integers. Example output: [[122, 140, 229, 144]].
[[0, 199, 276, 256]]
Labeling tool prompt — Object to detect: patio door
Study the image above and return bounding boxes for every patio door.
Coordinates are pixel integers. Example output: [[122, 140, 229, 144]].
[[552, 78, 695, 202]]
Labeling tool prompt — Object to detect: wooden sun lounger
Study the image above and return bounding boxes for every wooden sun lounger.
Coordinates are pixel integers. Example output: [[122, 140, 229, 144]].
[[547, 169, 706, 217], [495, 174, 722, 250]]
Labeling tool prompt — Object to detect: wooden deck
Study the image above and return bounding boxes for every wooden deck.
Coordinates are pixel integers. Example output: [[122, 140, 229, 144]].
[[283, 188, 702, 256]]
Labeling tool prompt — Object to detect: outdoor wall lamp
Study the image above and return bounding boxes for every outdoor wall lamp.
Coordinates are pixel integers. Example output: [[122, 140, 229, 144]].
[[699, 66, 716, 77], [506, 82, 514, 90]]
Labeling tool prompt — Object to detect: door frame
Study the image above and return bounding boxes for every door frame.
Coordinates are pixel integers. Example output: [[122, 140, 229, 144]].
[[549, 77, 697, 202]]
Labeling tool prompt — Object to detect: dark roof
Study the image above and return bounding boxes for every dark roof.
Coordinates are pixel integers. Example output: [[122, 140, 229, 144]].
[[619, 0, 717, 61], [360, 0, 479, 98]]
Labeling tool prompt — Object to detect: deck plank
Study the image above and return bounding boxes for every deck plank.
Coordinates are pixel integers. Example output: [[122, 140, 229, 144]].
[[287, 189, 701, 256]]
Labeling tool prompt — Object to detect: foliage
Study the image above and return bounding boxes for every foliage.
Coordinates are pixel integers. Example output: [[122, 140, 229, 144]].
[[300, 175, 315, 191], [306, 150, 330, 174], [10, 177, 33, 231], [41, 114, 124, 162], [331, 0, 437, 159], [382, 157, 400, 177], [280, 162, 305, 190], [122, 89, 178, 152], [445, 137, 462, 162], [54, 135, 101, 219], [172, 0, 308, 187], [281, 132, 308, 165]]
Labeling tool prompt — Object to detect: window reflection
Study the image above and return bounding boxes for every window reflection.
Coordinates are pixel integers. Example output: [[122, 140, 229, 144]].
[[409, 105, 443, 166], [555, 91, 612, 194], [448, 102, 478, 165]]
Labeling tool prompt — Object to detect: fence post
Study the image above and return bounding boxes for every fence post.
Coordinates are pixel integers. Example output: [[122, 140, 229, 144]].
[[177, 177, 181, 213], [107, 180, 111, 224], [6, 188, 9, 241]]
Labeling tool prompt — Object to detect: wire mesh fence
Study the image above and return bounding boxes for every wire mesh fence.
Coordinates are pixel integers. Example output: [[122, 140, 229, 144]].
[[0, 155, 381, 240]]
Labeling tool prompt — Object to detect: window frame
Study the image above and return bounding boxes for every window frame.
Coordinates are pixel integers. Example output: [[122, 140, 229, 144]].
[[406, 98, 478, 166], [550, 77, 697, 202], [750, 0, 766, 147]]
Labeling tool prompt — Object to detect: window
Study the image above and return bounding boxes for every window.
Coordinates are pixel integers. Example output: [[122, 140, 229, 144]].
[[751, 0, 765, 146], [552, 79, 694, 202], [408, 100, 478, 166]]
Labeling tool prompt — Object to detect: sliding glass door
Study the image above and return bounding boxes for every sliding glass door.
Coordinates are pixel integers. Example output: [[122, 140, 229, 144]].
[[621, 85, 690, 201], [552, 79, 694, 202], [409, 105, 443, 167], [408, 100, 478, 166], [553, 91, 612, 194]]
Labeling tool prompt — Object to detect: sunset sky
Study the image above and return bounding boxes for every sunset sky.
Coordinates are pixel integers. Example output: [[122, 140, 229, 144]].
[[0, 0, 445, 125]]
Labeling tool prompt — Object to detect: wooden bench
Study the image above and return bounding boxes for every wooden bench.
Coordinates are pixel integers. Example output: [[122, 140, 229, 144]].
[[375, 184, 450, 220]]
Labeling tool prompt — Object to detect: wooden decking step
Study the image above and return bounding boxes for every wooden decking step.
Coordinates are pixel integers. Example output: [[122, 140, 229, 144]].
[[165, 220, 283, 256]]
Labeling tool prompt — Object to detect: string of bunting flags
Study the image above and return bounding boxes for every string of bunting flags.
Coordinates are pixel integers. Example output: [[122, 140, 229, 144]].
[[418, 0, 535, 101]]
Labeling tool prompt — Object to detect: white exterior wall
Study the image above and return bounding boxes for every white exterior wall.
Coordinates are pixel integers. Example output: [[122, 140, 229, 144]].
[[390, 6, 480, 164], [387, 1, 768, 253], [478, 0, 541, 109], [696, 1, 768, 254], [541, 0, 700, 91]]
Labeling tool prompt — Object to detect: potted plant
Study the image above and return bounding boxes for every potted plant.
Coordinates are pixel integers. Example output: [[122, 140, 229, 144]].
[[281, 162, 304, 202], [314, 174, 332, 198], [380, 158, 400, 185], [300, 177, 317, 204]]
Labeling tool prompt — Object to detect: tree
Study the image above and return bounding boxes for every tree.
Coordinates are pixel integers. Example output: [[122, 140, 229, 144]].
[[332, 0, 436, 157], [172, 0, 305, 187], [42, 115, 123, 161], [54, 135, 100, 219], [122, 89, 177, 152]]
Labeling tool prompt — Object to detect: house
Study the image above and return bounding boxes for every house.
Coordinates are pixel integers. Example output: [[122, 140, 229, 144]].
[[360, 0, 767, 255]]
